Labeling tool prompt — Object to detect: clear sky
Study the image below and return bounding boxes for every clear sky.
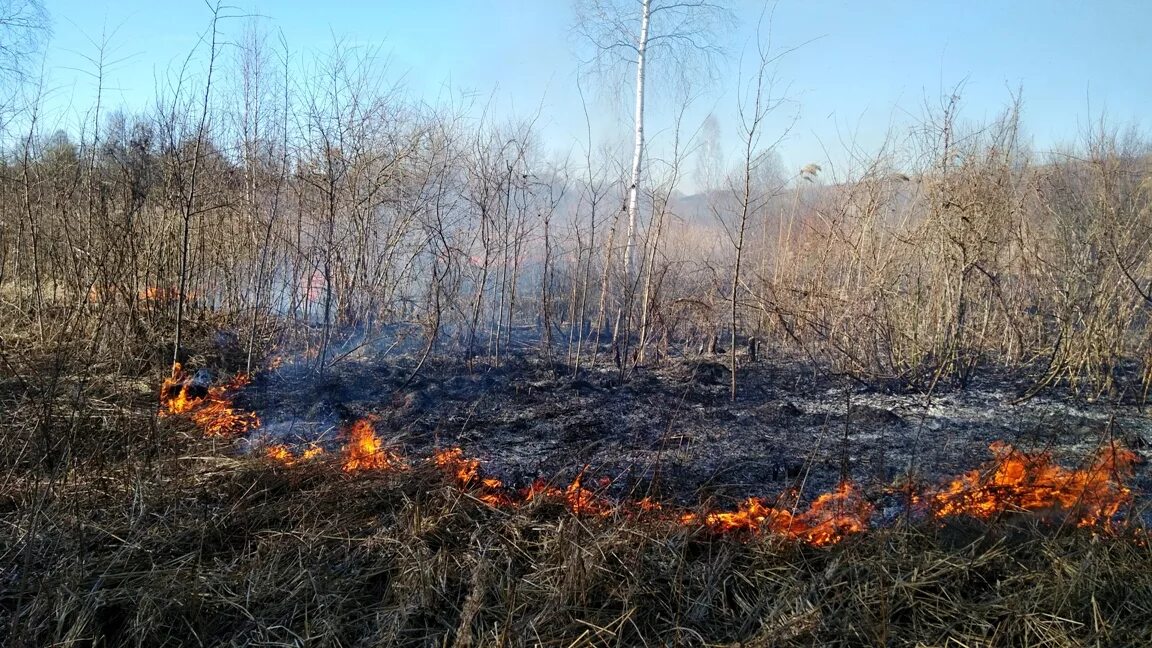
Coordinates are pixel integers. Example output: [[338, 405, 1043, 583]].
[[38, 0, 1152, 185]]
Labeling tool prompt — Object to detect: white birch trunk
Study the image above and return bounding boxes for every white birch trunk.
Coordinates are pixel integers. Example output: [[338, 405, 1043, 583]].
[[624, 0, 651, 282]]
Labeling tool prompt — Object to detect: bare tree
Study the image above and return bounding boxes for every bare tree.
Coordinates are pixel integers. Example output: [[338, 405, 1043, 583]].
[[575, 0, 728, 285], [0, 0, 48, 134], [722, 9, 799, 399], [171, 2, 225, 372], [0, 0, 47, 83]]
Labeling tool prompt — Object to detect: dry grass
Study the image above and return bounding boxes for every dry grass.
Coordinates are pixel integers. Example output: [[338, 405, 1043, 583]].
[[2, 434, 1151, 647]]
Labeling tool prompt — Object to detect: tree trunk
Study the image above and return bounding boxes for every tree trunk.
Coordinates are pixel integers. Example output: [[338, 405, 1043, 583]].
[[623, 0, 650, 283]]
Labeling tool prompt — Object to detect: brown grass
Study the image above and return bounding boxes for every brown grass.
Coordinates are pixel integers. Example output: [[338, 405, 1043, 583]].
[[3, 444, 1151, 647]]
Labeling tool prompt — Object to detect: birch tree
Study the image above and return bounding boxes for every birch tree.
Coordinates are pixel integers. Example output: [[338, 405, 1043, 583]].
[[576, 0, 728, 285]]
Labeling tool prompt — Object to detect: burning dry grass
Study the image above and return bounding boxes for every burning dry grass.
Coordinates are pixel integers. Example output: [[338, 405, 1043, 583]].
[[930, 441, 1139, 527], [4, 453, 1152, 647], [341, 417, 405, 472], [162, 366, 1142, 547], [264, 443, 325, 466], [160, 362, 260, 437], [683, 481, 874, 546], [3, 352, 1152, 646]]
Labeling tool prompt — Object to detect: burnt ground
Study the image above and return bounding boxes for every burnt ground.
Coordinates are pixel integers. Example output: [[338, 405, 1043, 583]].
[[236, 350, 1152, 515]]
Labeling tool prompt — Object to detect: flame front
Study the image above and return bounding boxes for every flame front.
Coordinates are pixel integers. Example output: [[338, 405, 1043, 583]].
[[434, 447, 511, 506], [341, 418, 404, 473], [681, 481, 874, 546], [156, 367, 1144, 545], [523, 472, 615, 517], [931, 441, 1137, 527], [434, 447, 483, 485]]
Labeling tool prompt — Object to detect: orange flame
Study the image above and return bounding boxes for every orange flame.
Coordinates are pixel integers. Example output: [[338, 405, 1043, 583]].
[[682, 481, 874, 546], [341, 418, 404, 473], [523, 472, 615, 517], [433, 447, 512, 506], [931, 441, 1137, 527], [266, 444, 325, 466], [266, 444, 293, 463], [434, 447, 484, 485], [156, 361, 1145, 546], [160, 363, 260, 437]]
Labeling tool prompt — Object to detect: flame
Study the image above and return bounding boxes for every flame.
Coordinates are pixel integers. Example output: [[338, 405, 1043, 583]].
[[931, 442, 1137, 527], [159, 363, 197, 414], [341, 418, 404, 473], [433, 447, 512, 506], [154, 361, 1146, 546], [266, 444, 293, 463], [434, 447, 484, 485], [160, 363, 260, 437], [632, 497, 663, 513], [433, 449, 619, 513], [682, 481, 874, 546], [523, 472, 615, 517], [266, 444, 325, 466]]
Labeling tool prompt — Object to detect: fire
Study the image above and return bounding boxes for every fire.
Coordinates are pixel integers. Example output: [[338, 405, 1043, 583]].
[[792, 481, 875, 545], [523, 472, 615, 517], [434, 447, 484, 485], [931, 441, 1137, 527], [160, 363, 260, 437], [433, 449, 620, 512], [266, 444, 325, 466], [433, 448, 512, 506], [159, 363, 200, 415], [154, 363, 1147, 546], [266, 444, 292, 463], [632, 497, 663, 513], [682, 481, 874, 546], [140, 286, 175, 301], [341, 418, 404, 473]]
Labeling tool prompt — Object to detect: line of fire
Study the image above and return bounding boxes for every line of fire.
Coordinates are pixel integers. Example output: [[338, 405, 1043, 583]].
[[160, 361, 1144, 548]]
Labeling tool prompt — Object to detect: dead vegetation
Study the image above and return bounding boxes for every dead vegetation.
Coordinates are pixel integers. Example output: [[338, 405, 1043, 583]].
[[2, 5, 1152, 646], [3, 449, 1152, 647]]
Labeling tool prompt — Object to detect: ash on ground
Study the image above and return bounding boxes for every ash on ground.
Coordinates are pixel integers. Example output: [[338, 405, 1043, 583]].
[[241, 351, 1152, 509]]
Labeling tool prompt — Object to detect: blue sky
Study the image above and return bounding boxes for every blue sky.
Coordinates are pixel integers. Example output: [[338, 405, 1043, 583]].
[[39, 0, 1152, 184]]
